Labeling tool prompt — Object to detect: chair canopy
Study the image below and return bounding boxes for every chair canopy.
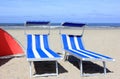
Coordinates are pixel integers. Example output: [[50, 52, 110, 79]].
[[25, 21, 50, 35], [62, 22, 85, 27], [25, 21, 50, 26], [60, 22, 86, 36]]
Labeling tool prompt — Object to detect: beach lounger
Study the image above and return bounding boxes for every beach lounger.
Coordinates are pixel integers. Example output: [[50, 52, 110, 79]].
[[25, 21, 61, 77], [60, 22, 115, 76]]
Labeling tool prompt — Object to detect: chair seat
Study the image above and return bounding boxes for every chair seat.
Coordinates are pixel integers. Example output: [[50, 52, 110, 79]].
[[27, 34, 61, 61], [27, 48, 61, 61], [65, 49, 114, 61]]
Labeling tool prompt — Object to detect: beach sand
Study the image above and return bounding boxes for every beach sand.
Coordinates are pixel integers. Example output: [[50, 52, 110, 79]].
[[0, 27, 120, 79]]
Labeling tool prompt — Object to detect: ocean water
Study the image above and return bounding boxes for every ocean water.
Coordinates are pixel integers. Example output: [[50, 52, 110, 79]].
[[0, 23, 120, 28], [87, 23, 120, 27]]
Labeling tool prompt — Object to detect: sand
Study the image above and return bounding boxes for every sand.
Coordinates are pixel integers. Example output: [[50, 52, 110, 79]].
[[0, 27, 120, 79]]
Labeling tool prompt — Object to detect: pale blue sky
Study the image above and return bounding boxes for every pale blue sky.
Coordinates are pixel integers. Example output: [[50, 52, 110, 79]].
[[0, 0, 120, 23]]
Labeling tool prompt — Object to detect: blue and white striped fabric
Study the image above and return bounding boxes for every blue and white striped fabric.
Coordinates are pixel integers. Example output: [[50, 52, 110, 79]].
[[27, 34, 61, 61], [61, 34, 114, 61]]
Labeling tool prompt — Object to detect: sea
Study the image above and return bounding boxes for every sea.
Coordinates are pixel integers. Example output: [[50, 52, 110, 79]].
[[0, 23, 120, 28]]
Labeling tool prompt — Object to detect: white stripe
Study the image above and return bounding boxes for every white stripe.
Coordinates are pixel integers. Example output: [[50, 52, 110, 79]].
[[74, 36, 108, 59], [32, 35, 41, 58], [80, 49, 109, 59], [40, 35, 54, 58], [74, 36, 81, 50], [69, 49, 94, 58], [66, 35, 93, 58], [66, 35, 72, 49]]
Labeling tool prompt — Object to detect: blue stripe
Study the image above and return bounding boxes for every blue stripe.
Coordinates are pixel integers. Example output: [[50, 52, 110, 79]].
[[27, 35, 35, 58], [75, 49, 100, 58], [77, 36, 85, 50], [62, 34, 69, 49], [35, 35, 48, 58], [66, 49, 89, 58], [43, 35, 49, 49], [46, 48, 61, 58], [84, 50, 113, 59]]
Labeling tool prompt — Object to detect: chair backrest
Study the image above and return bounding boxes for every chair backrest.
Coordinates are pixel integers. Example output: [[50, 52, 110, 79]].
[[27, 34, 50, 50], [61, 34, 85, 50]]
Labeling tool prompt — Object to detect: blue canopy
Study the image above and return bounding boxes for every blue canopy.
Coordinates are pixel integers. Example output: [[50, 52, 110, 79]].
[[62, 22, 85, 27], [26, 21, 50, 25]]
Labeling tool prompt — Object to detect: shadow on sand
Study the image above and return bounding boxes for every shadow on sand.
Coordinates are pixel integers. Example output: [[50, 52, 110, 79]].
[[33, 61, 68, 75], [68, 56, 112, 74], [0, 58, 12, 66]]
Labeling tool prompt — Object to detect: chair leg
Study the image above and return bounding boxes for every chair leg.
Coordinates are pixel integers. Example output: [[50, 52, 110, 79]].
[[80, 60, 83, 76], [56, 61, 58, 76], [66, 55, 69, 61], [64, 52, 68, 61], [29, 61, 32, 78], [79, 61, 107, 76], [103, 61, 106, 75]]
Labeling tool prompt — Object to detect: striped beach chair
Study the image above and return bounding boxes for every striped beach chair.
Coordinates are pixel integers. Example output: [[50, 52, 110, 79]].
[[25, 21, 62, 77], [60, 22, 115, 76]]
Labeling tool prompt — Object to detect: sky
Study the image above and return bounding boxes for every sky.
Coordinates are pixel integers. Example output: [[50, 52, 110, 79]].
[[0, 0, 120, 23]]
